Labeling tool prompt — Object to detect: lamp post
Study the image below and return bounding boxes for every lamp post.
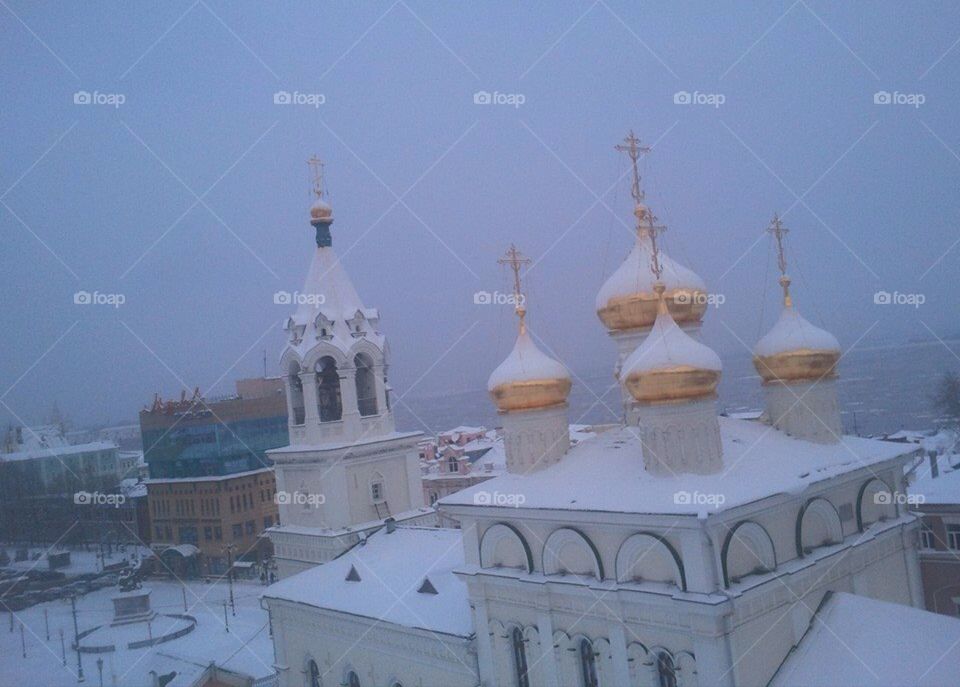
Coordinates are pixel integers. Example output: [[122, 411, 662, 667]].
[[70, 594, 84, 682], [223, 543, 236, 616]]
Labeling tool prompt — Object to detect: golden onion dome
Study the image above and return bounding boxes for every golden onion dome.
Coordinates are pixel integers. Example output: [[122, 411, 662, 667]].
[[753, 305, 840, 384], [622, 286, 722, 405], [310, 198, 333, 222], [596, 236, 707, 332], [488, 329, 571, 412]]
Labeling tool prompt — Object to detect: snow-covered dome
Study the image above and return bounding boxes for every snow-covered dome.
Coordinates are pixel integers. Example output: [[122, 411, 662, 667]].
[[488, 329, 571, 412], [622, 286, 721, 404], [310, 198, 333, 222], [596, 235, 707, 332], [753, 306, 840, 384]]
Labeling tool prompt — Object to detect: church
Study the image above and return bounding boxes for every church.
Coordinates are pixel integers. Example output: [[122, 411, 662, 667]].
[[261, 140, 958, 687]]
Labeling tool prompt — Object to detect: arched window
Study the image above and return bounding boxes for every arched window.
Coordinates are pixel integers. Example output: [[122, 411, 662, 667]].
[[288, 361, 305, 425], [307, 659, 321, 687], [448, 455, 460, 473], [578, 638, 598, 687], [316, 357, 342, 422], [511, 626, 530, 687], [345, 671, 360, 687], [657, 651, 676, 687], [354, 354, 378, 417]]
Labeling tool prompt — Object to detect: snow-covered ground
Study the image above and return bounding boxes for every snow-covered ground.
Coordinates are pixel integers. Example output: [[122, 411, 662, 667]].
[[3, 545, 151, 577], [0, 576, 274, 687]]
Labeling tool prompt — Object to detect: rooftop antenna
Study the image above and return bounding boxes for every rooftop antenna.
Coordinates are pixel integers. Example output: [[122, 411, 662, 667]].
[[498, 244, 532, 334], [768, 213, 792, 307]]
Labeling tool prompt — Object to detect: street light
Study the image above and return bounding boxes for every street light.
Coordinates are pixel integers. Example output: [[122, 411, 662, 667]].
[[223, 543, 236, 616]]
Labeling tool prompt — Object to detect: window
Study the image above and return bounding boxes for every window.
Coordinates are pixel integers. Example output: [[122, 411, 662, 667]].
[[155, 525, 163, 540], [232, 524, 243, 539], [346, 671, 360, 687], [448, 456, 459, 473], [316, 356, 343, 422], [578, 639, 598, 687], [307, 659, 321, 687], [355, 353, 378, 416], [204, 527, 213, 541], [948, 524, 960, 550], [921, 522, 936, 549], [263, 515, 273, 529], [657, 651, 677, 687], [246, 520, 255, 535], [511, 627, 530, 687], [214, 527, 222, 541], [371, 482, 384, 502]]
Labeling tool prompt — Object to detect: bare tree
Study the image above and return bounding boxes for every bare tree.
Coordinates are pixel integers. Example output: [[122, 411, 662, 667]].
[[932, 372, 960, 429]]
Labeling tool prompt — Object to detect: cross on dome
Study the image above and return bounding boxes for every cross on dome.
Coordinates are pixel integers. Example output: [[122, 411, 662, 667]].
[[768, 213, 792, 307], [497, 244, 531, 333]]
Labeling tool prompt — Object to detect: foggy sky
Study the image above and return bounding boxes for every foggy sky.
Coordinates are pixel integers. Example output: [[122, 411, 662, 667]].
[[2, 1, 960, 430]]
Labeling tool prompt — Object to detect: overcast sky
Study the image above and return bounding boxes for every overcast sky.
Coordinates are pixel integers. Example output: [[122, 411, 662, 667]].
[[2, 1, 960, 428]]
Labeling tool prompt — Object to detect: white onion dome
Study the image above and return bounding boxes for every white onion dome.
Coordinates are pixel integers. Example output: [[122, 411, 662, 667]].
[[622, 286, 721, 404], [753, 305, 840, 384], [596, 235, 707, 332], [488, 329, 571, 412]]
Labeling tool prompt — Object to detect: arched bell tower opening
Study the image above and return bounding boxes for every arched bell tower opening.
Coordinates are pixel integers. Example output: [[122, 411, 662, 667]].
[[354, 353, 379, 417], [288, 360, 305, 425], [316, 356, 343, 422]]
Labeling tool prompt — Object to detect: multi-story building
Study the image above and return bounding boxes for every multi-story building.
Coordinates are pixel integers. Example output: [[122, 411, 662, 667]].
[[139, 377, 288, 478], [146, 467, 278, 576], [908, 451, 960, 616], [0, 425, 121, 543]]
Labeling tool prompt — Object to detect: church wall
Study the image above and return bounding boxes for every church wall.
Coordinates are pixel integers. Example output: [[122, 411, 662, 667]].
[[344, 448, 422, 524], [270, 600, 477, 687]]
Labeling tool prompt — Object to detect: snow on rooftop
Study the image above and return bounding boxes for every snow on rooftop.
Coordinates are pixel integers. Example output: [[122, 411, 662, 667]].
[[487, 330, 569, 390], [595, 237, 705, 310], [263, 527, 471, 637], [622, 308, 721, 375], [440, 417, 915, 516], [144, 467, 273, 484], [754, 306, 839, 357], [770, 592, 960, 687], [0, 440, 116, 463], [909, 461, 960, 505]]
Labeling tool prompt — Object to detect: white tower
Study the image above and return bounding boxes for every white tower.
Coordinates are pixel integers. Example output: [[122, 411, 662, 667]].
[[596, 132, 707, 421], [753, 216, 842, 444], [267, 158, 427, 577], [621, 224, 723, 476], [487, 245, 572, 474]]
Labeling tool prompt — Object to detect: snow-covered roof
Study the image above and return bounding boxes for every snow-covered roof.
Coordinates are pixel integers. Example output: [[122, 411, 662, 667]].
[[755, 306, 840, 357], [144, 467, 272, 484], [0, 440, 116, 463], [910, 462, 960, 505], [487, 330, 569, 390], [440, 417, 915, 516], [283, 243, 384, 361], [770, 592, 960, 687], [263, 527, 472, 637], [595, 237, 705, 309], [622, 307, 721, 375]]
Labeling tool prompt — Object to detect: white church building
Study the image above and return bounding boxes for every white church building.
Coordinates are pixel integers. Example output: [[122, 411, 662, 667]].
[[262, 147, 959, 687]]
